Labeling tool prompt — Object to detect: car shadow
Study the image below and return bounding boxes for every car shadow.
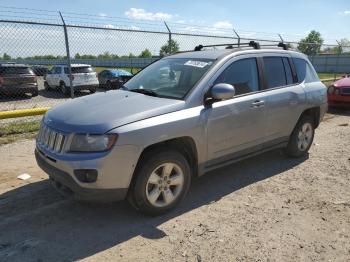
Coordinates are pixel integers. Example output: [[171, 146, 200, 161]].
[[0, 93, 33, 103], [327, 107, 350, 116], [0, 149, 308, 261]]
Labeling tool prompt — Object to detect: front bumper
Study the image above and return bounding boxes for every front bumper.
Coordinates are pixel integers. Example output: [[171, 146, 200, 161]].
[[35, 146, 137, 202]]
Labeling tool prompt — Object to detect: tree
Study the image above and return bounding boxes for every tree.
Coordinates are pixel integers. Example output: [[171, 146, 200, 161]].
[[159, 39, 179, 57], [75, 53, 81, 59], [139, 49, 152, 58], [297, 30, 324, 56], [339, 38, 350, 54], [128, 53, 136, 58], [2, 53, 11, 60]]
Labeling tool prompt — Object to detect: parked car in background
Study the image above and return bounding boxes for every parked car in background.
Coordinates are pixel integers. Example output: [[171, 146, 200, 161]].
[[0, 63, 38, 97], [44, 64, 98, 95], [98, 69, 133, 89], [36, 42, 327, 215], [31, 65, 49, 76], [327, 74, 350, 107]]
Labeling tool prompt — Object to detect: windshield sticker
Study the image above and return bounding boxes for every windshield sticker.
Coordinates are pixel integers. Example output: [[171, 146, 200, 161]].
[[184, 60, 210, 68]]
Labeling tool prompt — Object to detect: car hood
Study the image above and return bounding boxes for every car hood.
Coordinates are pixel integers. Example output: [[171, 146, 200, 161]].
[[44, 90, 185, 133], [334, 77, 350, 88]]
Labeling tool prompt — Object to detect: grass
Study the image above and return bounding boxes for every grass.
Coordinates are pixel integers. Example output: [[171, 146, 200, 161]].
[[0, 120, 40, 145], [318, 73, 344, 81], [94, 67, 141, 74]]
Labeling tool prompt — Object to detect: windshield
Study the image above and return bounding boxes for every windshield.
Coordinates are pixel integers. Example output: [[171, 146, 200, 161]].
[[124, 58, 215, 99]]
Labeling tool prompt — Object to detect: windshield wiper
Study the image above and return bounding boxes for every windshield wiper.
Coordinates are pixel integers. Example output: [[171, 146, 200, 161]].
[[128, 88, 159, 97]]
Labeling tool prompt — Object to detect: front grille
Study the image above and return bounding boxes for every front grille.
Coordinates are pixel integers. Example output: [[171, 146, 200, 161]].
[[37, 123, 66, 153], [341, 87, 350, 95]]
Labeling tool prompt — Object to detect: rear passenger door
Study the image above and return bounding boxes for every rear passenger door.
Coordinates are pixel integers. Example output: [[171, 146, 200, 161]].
[[261, 55, 305, 143], [206, 56, 270, 166]]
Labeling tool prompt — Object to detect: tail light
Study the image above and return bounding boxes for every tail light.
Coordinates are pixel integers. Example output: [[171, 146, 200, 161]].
[[0, 76, 3, 86]]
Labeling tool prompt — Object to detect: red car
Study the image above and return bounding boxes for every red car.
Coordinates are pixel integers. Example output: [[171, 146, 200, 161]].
[[327, 75, 350, 107]]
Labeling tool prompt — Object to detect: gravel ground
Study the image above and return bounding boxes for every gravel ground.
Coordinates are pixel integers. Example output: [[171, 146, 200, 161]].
[[0, 111, 349, 262]]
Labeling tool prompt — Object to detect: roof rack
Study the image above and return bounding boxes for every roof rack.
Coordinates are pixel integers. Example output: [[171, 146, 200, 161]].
[[193, 41, 288, 51]]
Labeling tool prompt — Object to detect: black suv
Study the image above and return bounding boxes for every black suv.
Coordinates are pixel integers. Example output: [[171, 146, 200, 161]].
[[0, 63, 38, 97]]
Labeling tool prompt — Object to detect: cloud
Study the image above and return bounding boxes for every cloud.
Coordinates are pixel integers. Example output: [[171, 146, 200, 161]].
[[125, 8, 173, 21], [338, 10, 350, 15], [213, 21, 233, 29], [98, 13, 107, 18]]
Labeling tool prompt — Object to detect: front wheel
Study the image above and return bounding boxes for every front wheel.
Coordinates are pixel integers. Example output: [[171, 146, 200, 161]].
[[129, 150, 191, 215], [285, 115, 315, 158]]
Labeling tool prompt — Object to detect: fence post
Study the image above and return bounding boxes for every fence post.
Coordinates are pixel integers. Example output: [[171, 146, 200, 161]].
[[335, 40, 341, 80], [59, 12, 74, 98], [164, 21, 172, 54], [233, 28, 240, 47], [278, 34, 284, 43]]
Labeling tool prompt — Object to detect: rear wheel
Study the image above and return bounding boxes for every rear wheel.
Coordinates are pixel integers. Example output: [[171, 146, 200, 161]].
[[31, 90, 38, 97], [285, 115, 315, 157], [60, 82, 70, 96], [129, 150, 191, 215], [44, 81, 51, 91], [106, 80, 112, 89]]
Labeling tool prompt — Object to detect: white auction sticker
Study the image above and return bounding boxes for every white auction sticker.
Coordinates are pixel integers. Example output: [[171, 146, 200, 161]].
[[184, 60, 210, 68]]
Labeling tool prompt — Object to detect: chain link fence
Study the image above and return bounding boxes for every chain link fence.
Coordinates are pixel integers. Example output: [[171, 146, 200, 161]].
[[0, 6, 349, 123]]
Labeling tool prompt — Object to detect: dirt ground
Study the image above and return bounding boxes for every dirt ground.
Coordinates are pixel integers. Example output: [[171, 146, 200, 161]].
[[0, 111, 349, 262]]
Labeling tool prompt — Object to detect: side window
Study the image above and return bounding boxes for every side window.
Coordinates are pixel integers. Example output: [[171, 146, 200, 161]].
[[53, 67, 61, 74], [64, 67, 69, 74], [263, 57, 287, 89], [215, 58, 260, 96], [282, 57, 294, 85], [293, 58, 319, 83]]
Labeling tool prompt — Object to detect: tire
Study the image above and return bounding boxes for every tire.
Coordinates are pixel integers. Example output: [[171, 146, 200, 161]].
[[106, 80, 112, 89], [32, 90, 39, 97], [89, 88, 96, 94], [60, 82, 70, 96], [129, 149, 191, 215], [44, 81, 51, 91], [285, 115, 315, 158]]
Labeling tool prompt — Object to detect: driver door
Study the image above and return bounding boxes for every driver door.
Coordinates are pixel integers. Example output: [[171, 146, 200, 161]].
[[205, 56, 269, 168]]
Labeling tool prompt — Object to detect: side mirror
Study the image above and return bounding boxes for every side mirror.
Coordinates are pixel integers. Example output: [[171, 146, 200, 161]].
[[210, 83, 235, 101]]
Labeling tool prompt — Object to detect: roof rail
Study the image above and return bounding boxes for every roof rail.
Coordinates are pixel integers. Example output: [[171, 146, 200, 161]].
[[193, 41, 288, 51]]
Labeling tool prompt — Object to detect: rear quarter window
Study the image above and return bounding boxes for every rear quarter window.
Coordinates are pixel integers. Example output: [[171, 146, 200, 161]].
[[293, 58, 319, 83], [71, 67, 94, 74]]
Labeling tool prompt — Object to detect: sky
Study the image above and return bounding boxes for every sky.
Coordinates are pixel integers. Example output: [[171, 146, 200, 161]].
[[0, 0, 349, 42]]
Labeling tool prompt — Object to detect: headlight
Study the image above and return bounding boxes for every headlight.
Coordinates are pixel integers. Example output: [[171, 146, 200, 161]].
[[69, 134, 118, 152]]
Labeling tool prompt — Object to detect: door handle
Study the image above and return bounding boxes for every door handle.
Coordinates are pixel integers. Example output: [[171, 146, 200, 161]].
[[251, 100, 265, 108]]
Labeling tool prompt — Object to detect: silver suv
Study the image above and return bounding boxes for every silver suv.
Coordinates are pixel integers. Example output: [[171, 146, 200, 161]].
[[35, 42, 327, 215]]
